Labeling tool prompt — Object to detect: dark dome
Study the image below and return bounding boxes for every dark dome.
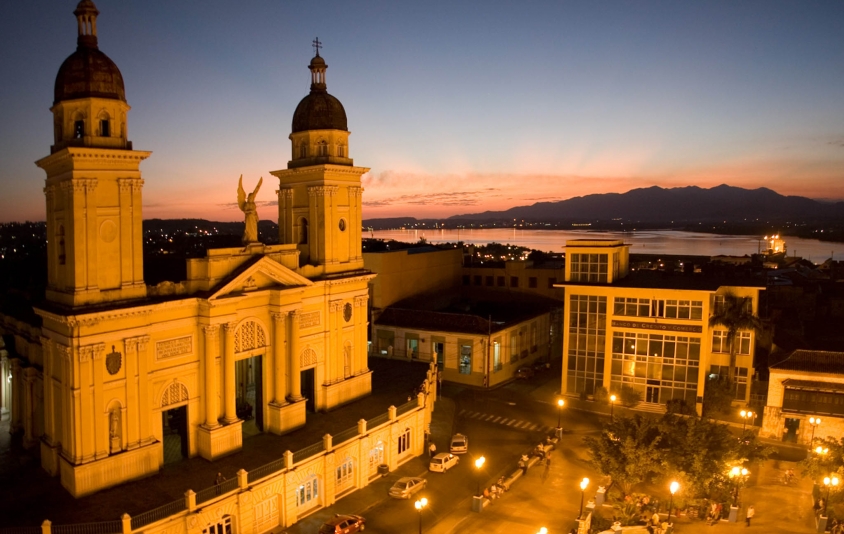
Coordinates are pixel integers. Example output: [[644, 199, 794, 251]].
[[54, 45, 126, 105], [291, 91, 347, 133]]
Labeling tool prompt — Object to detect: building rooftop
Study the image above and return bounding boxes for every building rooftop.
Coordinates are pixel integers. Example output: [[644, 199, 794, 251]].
[[376, 298, 557, 335], [770, 349, 844, 376], [559, 268, 766, 292]]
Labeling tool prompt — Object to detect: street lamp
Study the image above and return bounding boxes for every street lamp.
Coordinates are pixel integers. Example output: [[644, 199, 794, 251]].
[[475, 456, 486, 496], [823, 476, 839, 516], [579, 477, 590, 519], [556, 398, 565, 431], [610, 394, 617, 420], [537, 529, 548, 534], [740, 409, 754, 432], [668, 481, 680, 524], [729, 467, 749, 507], [809, 417, 821, 446], [414, 497, 428, 534]]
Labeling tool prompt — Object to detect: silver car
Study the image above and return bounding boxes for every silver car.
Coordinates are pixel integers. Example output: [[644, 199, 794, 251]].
[[388, 476, 427, 499], [450, 433, 468, 454]]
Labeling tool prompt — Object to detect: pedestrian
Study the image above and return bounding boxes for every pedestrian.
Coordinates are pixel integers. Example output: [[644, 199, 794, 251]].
[[542, 457, 551, 483], [519, 458, 527, 475], [428, 441, 437, 458], [746, 505, 754, 526], [215, 472, 226, 495]]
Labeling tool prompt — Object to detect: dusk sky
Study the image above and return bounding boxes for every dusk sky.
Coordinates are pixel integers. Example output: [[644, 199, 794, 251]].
[[1, 1, 843, 223]]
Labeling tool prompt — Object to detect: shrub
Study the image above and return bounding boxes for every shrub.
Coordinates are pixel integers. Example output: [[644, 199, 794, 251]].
[[665, 398, 696, 415], [594, 386, 609, 404], [620, 385, 641, 408], [580, 390, 589, 401]]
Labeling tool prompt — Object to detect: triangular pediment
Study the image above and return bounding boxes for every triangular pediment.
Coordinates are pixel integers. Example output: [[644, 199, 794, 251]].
[[209, 257, 313, 299]]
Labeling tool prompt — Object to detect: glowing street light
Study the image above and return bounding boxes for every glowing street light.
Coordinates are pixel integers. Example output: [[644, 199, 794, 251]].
[[729, 467, 749, 507], [740, 409, 755, 432], [556, 398, 565, 432], [414, 497, 428, 534], [579, 477, 590, 518], [668, 481, 680, 524], [809, 417, 821, 446], [475, 456, 486, 496], [823, 476, 839, 516], [610, 394, 617, 421], [537, 529, 548, 534]]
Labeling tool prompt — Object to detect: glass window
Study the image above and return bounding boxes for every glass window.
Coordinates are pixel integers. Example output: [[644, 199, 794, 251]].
[[459, 344, 472, 374]]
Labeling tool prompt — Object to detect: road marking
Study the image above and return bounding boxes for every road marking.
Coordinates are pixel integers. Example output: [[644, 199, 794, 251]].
[[528, 423, 538, 431], [459, 409, 467, 416], [492, 416, 503, 423], [484, 415, 495, 421], [507, 420, 516, 426]]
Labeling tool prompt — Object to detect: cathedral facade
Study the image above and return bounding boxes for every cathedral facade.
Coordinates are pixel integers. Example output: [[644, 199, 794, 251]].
[[2, 1, 375, 497]]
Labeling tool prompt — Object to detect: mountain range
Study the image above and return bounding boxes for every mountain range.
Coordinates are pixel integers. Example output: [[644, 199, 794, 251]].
[[447, 185, 844, 223]]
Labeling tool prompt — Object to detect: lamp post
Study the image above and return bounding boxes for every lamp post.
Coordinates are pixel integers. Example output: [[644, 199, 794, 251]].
[[475, 456, 486, 496], [823, 476, 839, 516], [579, 477, 590, 519], [809, 416, 821, 446], [537, 529, 548, 534], [556, 398, 565, 431], [414, 497, 428, 534], [729, 467, 749, 507], [668, 481, 680, 524], [610, 394, 617, 421], [740, 409, 754, 432]]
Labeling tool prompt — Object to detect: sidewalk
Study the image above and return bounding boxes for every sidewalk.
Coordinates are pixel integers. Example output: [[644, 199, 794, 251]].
[[279, 395, 457, 533]]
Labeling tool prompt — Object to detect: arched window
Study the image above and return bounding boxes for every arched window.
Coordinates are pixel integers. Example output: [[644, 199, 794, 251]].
[[296, 476, 319, 509], [336, 457, 354, 491], [299, 218, 309, 245], [337, 144, 345, 158], [317, 140, 328, 156], [74, 120, 84, 139], [299, 144, 307, 158], [58, 225, 66, 265]]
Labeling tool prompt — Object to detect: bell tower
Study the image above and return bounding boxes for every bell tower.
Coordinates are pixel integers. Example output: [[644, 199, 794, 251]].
[[271, 40, 368, 275], [36, 0, 150, 307]]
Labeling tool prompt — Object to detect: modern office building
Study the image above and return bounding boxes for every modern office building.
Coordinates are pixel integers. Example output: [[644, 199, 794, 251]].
[[557, 239, 764, 414]]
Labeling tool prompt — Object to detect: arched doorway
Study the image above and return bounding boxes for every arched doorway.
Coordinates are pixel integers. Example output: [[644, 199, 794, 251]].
[[160, 382, 189, 464]]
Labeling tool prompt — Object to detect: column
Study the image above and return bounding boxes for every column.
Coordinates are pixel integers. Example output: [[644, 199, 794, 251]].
[[84, 179, 98, 291], [123, 338, 140, 448], [118, 178, 133, 285], [329, 301, 341, 382], [92, 343, 107, 459], [355, 295, 369, 373], [130, 178, 144, 285], [288, 311, 303, 402], [223, 323, 238, 423], [136, 337, 151, 445], [203, 325, 220, 427], [277, 189, 293, 244], [78, 346, 94, 462], [271, 312, 287, 403], [41, 338, 56, 445]]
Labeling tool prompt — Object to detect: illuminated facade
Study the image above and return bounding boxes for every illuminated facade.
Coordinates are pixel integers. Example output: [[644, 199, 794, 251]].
[[1, 2, 375, 497], [558, 240, 763, 414]]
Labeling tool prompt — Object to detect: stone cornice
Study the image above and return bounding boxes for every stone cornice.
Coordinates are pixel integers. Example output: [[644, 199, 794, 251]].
[[36, 147, 152, 173], [270, 165, 370, 178]]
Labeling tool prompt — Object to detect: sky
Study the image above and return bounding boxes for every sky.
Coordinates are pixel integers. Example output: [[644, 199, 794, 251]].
[[1, 1, 843, 223]]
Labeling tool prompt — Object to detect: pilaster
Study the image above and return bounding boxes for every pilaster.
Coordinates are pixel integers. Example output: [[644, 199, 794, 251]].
[[223, 322, 238, 423], [202, 325, 220, 428], [288, 311, 303, 402], [92, 343, 107, 459], [271, 312, 287, 404]]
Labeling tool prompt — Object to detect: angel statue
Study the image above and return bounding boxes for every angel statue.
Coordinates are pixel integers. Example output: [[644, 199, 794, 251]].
[[237, 175, 263, 245]]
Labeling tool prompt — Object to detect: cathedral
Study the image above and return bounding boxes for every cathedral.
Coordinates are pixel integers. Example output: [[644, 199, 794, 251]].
[[2, 0, 375, 497]]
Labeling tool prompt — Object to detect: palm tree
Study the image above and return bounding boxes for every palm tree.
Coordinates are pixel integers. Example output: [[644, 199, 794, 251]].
[[709, 292, 763, 388]]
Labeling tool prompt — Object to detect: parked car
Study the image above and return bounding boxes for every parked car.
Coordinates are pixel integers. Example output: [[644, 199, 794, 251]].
[[515, 366, 535, 379], [388, 477, 427, 499], [429, 452, 460, 473], [532, 358, 551, 372], [450, 433, 468, 454], [318, 514, 366, 534]]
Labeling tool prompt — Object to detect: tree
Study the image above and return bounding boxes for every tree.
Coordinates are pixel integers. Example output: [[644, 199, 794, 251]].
[[708, 292, 763, 385], [702, 375, 734, 418], [799, 436, 844, 481], [583, 415, 665, 496]]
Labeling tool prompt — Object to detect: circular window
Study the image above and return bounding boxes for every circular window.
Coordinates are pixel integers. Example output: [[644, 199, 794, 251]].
[[338, 219, 347, 232], [343, 302, 353, 322]]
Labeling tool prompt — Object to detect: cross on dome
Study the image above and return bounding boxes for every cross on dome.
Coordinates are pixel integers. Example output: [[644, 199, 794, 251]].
[[312, 37, 322, 57]]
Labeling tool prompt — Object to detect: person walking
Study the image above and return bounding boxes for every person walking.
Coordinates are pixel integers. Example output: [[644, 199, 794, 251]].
[[215, 472, 226, 495], [541, 457, 551, 483], [428, 441, 436, 458], [746, 505, 755, 527]]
